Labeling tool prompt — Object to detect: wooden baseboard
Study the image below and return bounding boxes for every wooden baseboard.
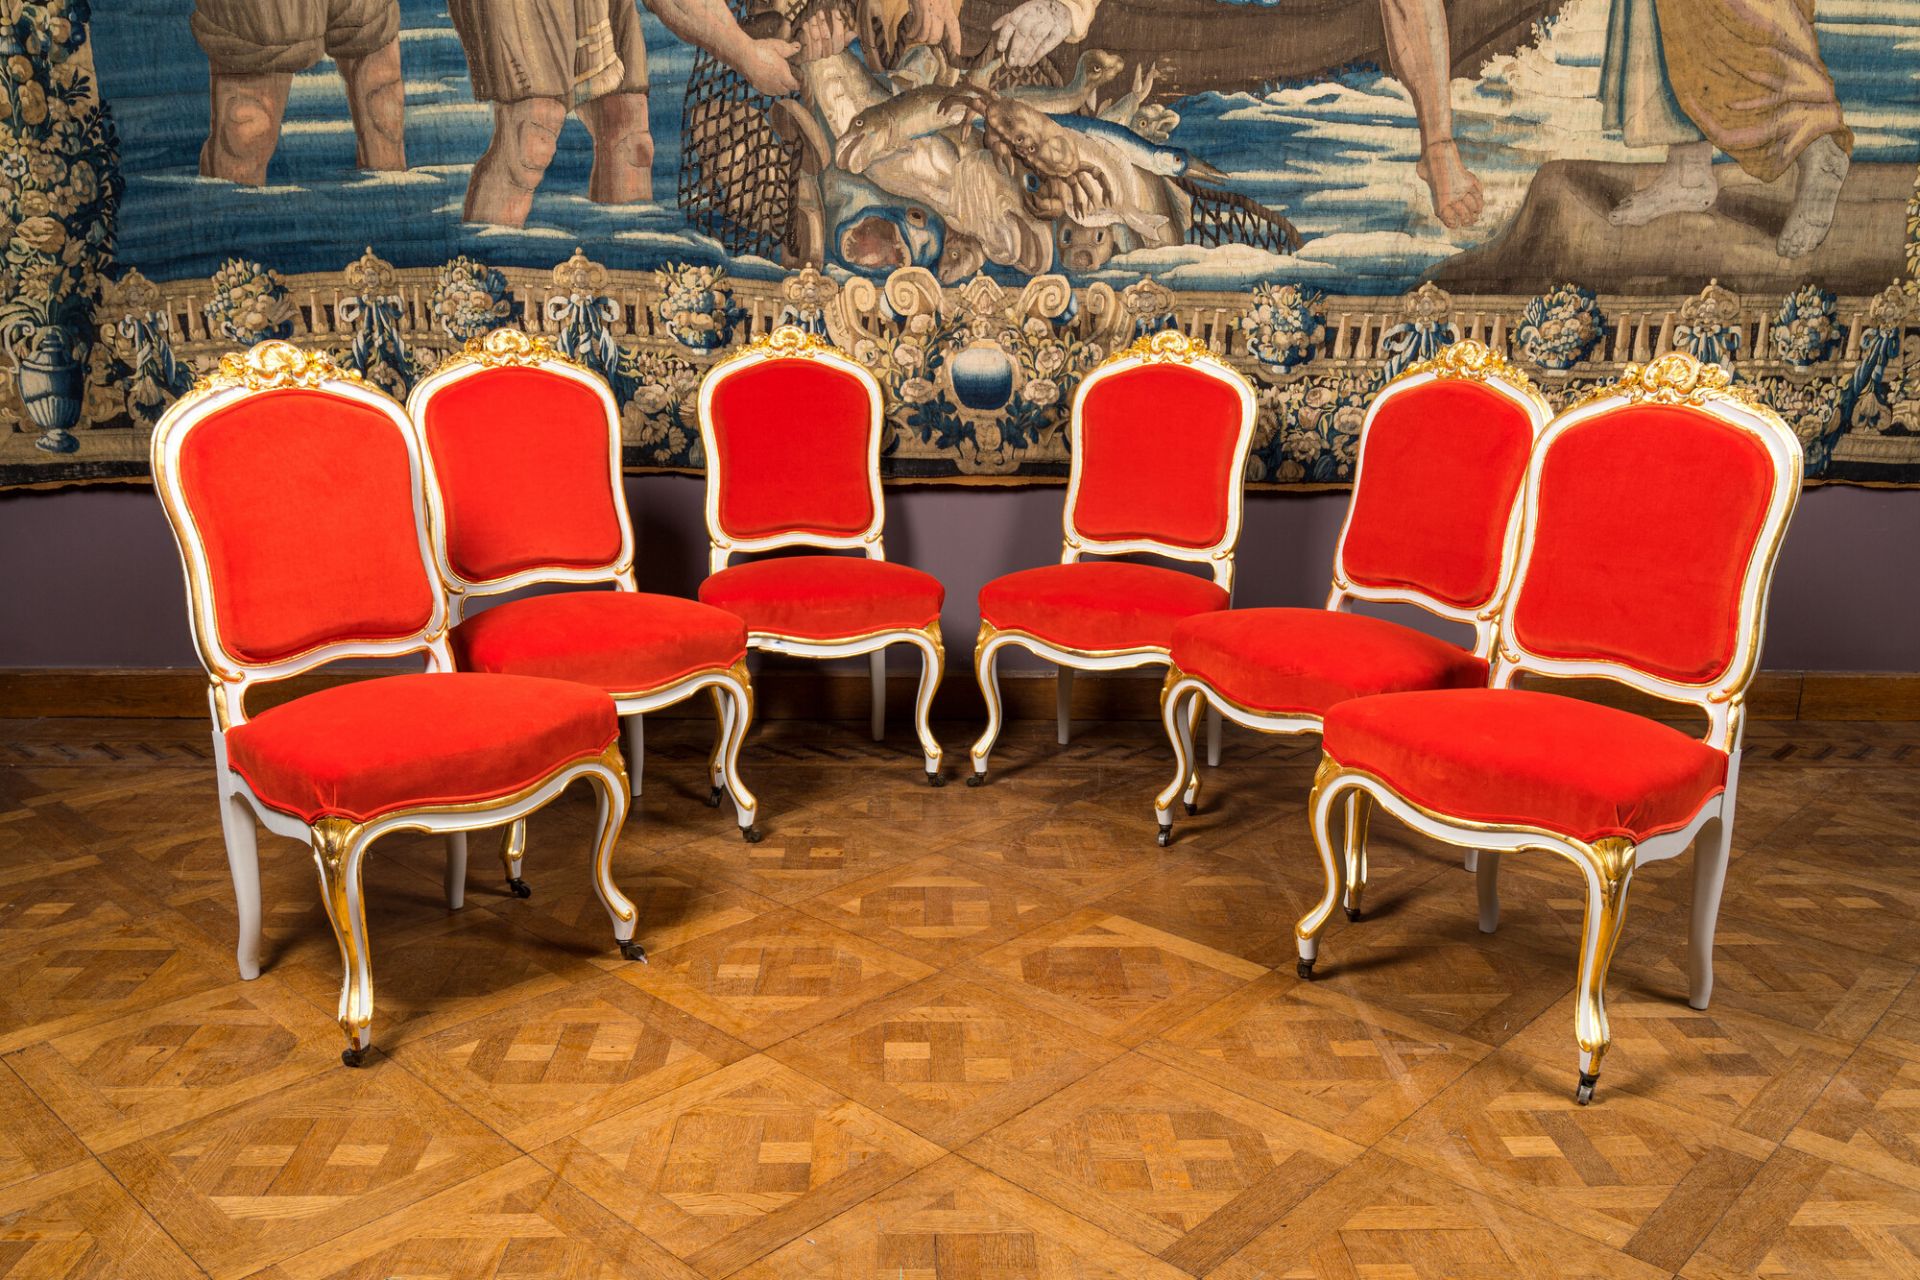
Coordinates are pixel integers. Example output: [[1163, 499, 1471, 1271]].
[[2, 665, 1917, 722]]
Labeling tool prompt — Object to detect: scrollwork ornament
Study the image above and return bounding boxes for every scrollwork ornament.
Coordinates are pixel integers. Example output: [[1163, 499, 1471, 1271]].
[[463, 326, 563, 368], [1569, 350, 1769, 416], [1116, 327, 1212, 366], [195, 339, 362, 394], [1397, 338, 1537, 395]]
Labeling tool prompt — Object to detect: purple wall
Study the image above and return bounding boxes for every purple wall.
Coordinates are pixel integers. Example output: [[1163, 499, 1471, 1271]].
[[1, 479, 1914, 671]]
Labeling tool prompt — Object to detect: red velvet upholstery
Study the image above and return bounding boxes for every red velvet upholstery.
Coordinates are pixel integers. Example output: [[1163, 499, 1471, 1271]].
[[1171, 608, 1487, 716], [1509, 404, 1776, 684], [226, 673, 618, 824], [706, 359, 878, 540], [1072, 363, 1245, 550], [452, 591, 747, 695], [1323, 689, 1727, 843], [979, 562, 1228, 652], [420, 365, 625, 583], [699, 555, 943, 640], [1340, 379, 1535, 608], [179, 388, 437, 665]]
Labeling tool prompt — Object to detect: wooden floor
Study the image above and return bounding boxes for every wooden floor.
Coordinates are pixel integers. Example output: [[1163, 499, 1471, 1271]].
[[4, 713, 1920, 1278]]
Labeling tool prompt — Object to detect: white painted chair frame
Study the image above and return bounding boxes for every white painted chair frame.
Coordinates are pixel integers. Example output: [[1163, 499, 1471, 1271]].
[[971, 330, 1257, 784], [1295, 358, 1804, 1103], [152, 344, 638, 1065], [696, 327, 945, 782], [1153, 345, 1551, 847], [408, 333, 760, 853]]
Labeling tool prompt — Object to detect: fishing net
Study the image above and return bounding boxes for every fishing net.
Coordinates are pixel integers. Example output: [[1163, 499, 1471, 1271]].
[[1176, 177, 1304, 254], [677, 9, 803, 258]]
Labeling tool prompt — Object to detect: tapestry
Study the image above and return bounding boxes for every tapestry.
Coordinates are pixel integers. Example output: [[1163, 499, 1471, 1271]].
[[1, 0, 1916, 490]]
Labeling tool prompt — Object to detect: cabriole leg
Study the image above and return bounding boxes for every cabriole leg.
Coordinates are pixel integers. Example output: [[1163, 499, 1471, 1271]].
[[500, 820, 530, 898], [1056, 665, 1073, 745], [716, 669, 762, 840], [911, 628, 946, 785], [442, 832, 467, 910], [1295, 757, 1350, 980], [705, 686, 731, 807], [968, 630, 1004, 786], [219, 789, 264, 980], [1341, 790, 1371, 921], [585, 748, 641, 961], [1476, 850, 1500, 934], [1689, 813, 1731, 1010], [1571, 838, 1636, 1104], [622, 712, 644, 798], [310, 818, 373, 1066], [1153, 676, 1194, 846]]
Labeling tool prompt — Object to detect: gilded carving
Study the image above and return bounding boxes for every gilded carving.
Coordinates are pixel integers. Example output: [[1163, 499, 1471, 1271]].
[[193, 340, 363, 395]]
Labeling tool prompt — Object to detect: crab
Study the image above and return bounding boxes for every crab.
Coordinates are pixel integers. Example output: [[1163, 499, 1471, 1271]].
[[937, 86, 1110, 223]]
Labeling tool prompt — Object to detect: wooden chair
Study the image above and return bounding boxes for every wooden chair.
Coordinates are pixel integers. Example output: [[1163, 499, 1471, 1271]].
[[970, 329, 1255, 784], [1155, 340, 1548, 846], [152, 340, 639, 1066], [696, 325, 946, 781], [1296, 353, 1804, 1104], [409, 329, 760, 859]]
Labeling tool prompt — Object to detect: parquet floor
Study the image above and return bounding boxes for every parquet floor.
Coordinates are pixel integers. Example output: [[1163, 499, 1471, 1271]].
[[4, 712, 1920, 1278]]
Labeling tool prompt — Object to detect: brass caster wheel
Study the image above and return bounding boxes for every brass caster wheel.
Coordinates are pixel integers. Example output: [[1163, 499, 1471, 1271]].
[[1184, 801, 1198, 816], [341, 1046, 369, 1068], [741, 825, 763, 844], [1575, 1072, 1598, 1106], [1296, 957, 1317, 981], [1345, 906, 1362, 922], [705, 786, 724, 808], [506, 877, 532, 899], [927, 771, 946, 787], [1155, 826, 1172, 848], [966, 773, 986, 788], [619, 939, 648, 963]]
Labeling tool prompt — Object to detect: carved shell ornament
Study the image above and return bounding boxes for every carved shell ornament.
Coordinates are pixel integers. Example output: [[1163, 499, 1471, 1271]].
[[1398, 337, 1537, 394], [1117, 327, 1213, 366], [748, 324, 837, 359], [195, 340, 361, 394], [1572, 350, 1770, 416], [463, 327, 559, 367]]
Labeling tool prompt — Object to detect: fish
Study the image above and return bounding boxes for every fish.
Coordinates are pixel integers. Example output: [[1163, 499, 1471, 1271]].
[[1001, 50, 1125, 115], [823, 169, 946, 273], [1048, 113, 1229, 184], [836, 86, 973, 174]]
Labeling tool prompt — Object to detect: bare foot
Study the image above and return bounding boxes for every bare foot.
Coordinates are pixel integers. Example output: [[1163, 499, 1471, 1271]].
[[1777, 133, 1849, 259], [1609, 144, 1716, 226], [1416, 141, 1483, 229]]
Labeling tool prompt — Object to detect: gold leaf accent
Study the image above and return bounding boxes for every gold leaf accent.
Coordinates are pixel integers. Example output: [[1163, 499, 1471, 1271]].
[[1568, 349, 1768, 413], [1115, 327, 1213, 365], [1396, 338, 1538, 395], [463, 326, 562, 368], [194, 340, 363, 394], [747, 323, 837, 359]]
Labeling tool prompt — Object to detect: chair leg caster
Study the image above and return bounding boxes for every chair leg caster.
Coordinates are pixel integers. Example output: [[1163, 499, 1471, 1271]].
[[705, 786, 724, 808], [927, 770, 946, 787], [341, 1046, 369, 1068], [1296, 957, 1317, 981], [1184, 802, 1198, 816], [1345, 906, 1362, 922], [505, 877, 532, 899], [966, 773, 986, 788], [741, 825, 763, 844], [1575, 1072, 1598, 1105], [619, 939, 648, 963], [1155, 826, 1172, 848]]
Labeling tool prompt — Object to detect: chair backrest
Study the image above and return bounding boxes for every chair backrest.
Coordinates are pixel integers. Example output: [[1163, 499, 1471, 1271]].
[[1329, 341, 1550, 656], [697, 326, 886, 574], [407, 329, 634, 619], [1493, 353, 1804, 750], [151, 341, 448, 729], [1064, 330, 1256, 589]]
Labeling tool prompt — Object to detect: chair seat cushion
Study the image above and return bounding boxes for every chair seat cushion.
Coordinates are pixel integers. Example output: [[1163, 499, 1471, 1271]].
[[226, 673, 618, 824], [451, 591, 746, 696], [1322, 688, 1728, 844], [979, 562, 1228, 653], [698, 555, 943, 641], [1171, 608, 1487, 717]]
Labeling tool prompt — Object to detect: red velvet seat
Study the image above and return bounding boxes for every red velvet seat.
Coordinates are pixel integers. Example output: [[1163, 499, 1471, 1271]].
[[228, 673, 618, 825], [1172, 608, 1487, 716], [152, 340, 640, 1066], [410, 333, 761, 840], [1296, 354, 1806, 1106], [981, 562, 1229, 653], [1151, 342, 1546, 842], [697, 328, 947, 781], [971, 331, 1257, 784], [452, 591, 747, 695], [1323, 689, 1727, 843], [699, 555, 944, 642]]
